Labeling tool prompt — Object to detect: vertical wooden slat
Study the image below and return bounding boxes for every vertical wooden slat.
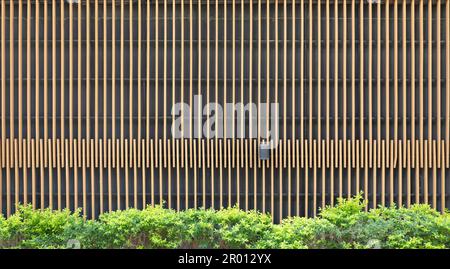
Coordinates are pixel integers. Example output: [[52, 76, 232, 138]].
[[6, 140, 10, 216], [94, 0, 99, 168], [447, 0, 450, 168], [10, 0, 15, 145], [18, 1, 23, 167], [1, 0, 5, 170], [35, 1, 40, 167], [420, 0, 424, 168]]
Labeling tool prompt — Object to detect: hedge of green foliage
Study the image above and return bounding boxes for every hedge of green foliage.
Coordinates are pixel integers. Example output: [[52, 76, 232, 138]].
[[0, 195, 448, 249]]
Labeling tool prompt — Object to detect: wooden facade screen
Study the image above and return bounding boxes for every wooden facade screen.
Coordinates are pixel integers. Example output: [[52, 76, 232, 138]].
[[0, 0, 449, 221]]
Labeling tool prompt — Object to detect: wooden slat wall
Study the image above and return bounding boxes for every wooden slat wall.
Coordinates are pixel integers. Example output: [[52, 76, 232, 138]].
[[0, 0, 449, 221]]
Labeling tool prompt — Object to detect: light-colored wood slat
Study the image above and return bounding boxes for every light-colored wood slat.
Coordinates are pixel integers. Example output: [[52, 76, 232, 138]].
[[184, 137, 189, 208], [10, 0, 15, 145], [351, 0, 355, 155], [385, 0, 390, 146], [245, 139, 249, 210], [368, 1, 373, 166], [150, 139, 154, 205], [389, 140, 394, 206], [18, 1, 23, 167], [176, 140, 180, 211], [56, 139, 62, 210], [249, 0, 253, 140], [343, 0, 347, 164], [48, 140, 55, 210], [1, 0, 5, 170], [112, 0, 116, 142], [433, 140, 437, 208], [309, 0, 313, 165], [394, 0, 398, 161], [407, 139, 411, 207], [282, 0, 287, 167], [411, 1, 416, 170], [300, 0, 304, 168], [94, 0, 99, 168], [321, 140, 326, 209], [22, 140, 27, 205], [339, 140, 343, 198], [86, 1, 91, 169], [373, 140, 377, 206], [288, 140, 292, 215], [133, 140, 137, 208], [279, 140, 284, 222], [129, 0, 134, 145], [90, 140, 95, 219], [334, 0, 338, 167], [441, 142, 445, 213], [257, 0, 261, 167], [158, 139, 163, 205], [424, 140, 429, 204], [65, 140, 70, 210], [428, 0, 433, 148], [192, 139, 197, 208], [376, 1, 381, 170], [141, 139, 146, 207], [402, 0, 406, 169], [171, 0, 176, 169], [32, 139, 36, 209], [180, 1, 185, 168], [437, 0, 442, 166], [291, 0, 296, 144], [211, 139, 215, 208], [228, 140, 232, 207], [98, 140, 102, 213], [197, 1, 203, 148], [215, 0, 219, 170], [188, 0, 193, 169], [325, 0, 330, 168], [104, 0, 108, 161], [39, 140, 44, 210], [108, 139, 112, 211], [415, 140, 420, 204], [232, 0, 237, 166], [124, 139, 129, 208], [137, 1, 142, 163], [265, 0, 270, 146], [26, 0, 31, 172], [253, 140, 257, 210], [398, 141, 403, 207], [359, 0, 364, 146], [355, 140, 360, 194], [318, 0, 322, 153], [313, 140, 317, 217], [270, 141, 274, 222], [304, 140, 309, 217], [381, 140, 386, 206], [120, 0, 124, 168], [447, 0, 450, 168], [35, 1, 40, 164], [74, 139, 79, 210], [296, 140, 300, 215], [6, 140, 10, 216], [14, 140, 18, 212], [78, 0, 83, 168], [419, 0, 424, 167], [116, 139, 121, 209]]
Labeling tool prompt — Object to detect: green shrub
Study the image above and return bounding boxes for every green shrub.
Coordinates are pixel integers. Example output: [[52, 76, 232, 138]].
[[0, 196, 448, 249], [180, 207, 273, 248], [0, 205, 83, 249]]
